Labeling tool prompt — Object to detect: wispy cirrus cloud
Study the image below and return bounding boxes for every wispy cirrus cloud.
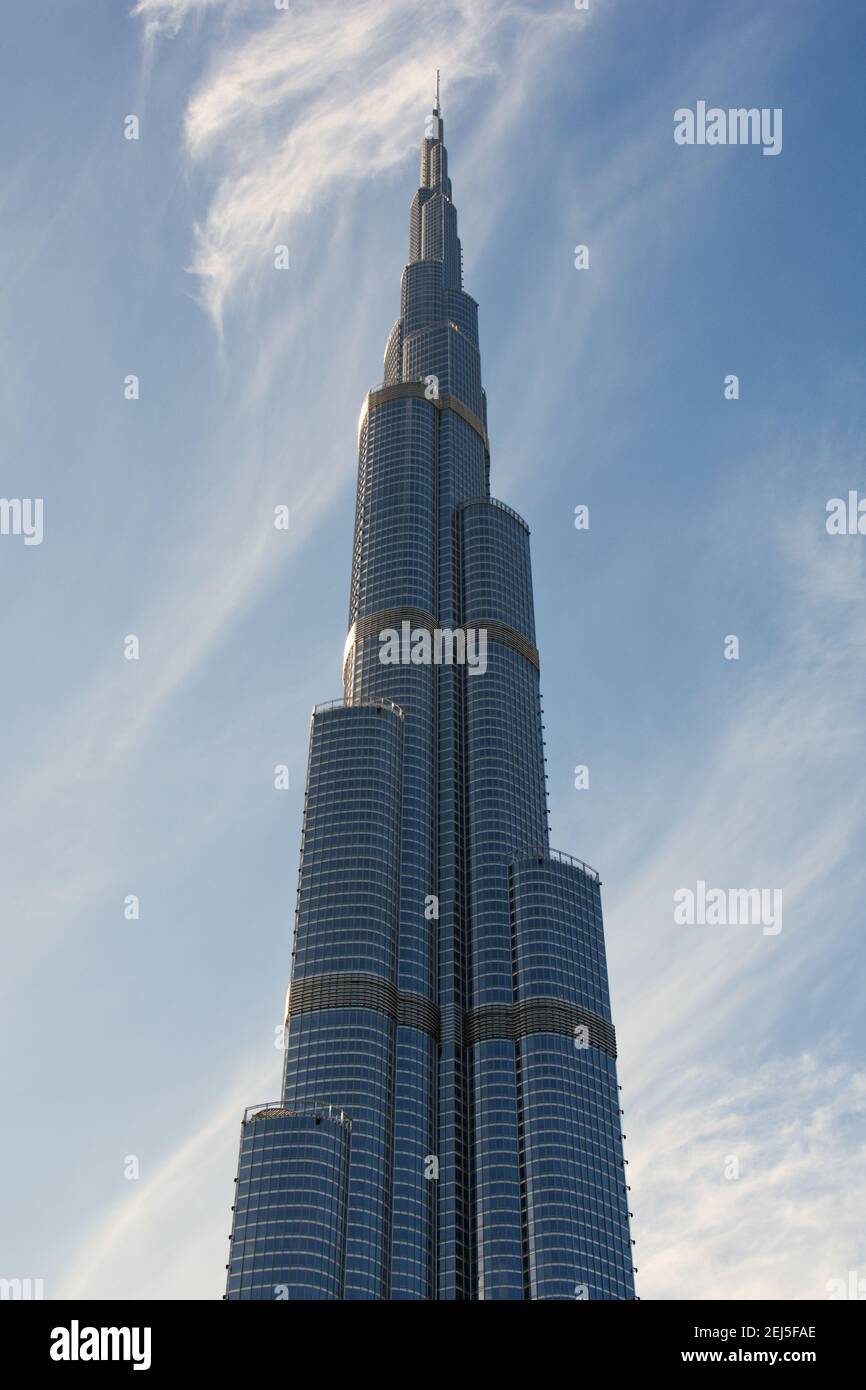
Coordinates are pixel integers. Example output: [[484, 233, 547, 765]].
[[136, 0, 580, 329], [575, 432, 866, 1299], [131, 0, 230, 43], [55, 1056, 273, 1301], [602, 446, 866, 1078], [633, 1047, 866, 1300]]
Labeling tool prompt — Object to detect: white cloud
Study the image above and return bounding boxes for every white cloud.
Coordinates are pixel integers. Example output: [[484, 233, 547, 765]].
[[631, 1048, 866, 1300], [0, 433, 340, 986], [156, 0, 577, 328], [131, 0, 229, 44], [56, 1057, 273, 1300], [578, 443, 866, 1300], [601, 459, 866, 1078]]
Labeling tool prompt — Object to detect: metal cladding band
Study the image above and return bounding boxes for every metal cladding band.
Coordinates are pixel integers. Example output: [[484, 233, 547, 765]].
[[351, 606, 439, 641], [365, 380, 490, 454], [477, 618, 539, 670], [288, 972, 441, 1041], [342, 607, 539, 681], [465, 999, 617, 1058], [397, 991, 442, 1036], [288, 976, 614, 1057]]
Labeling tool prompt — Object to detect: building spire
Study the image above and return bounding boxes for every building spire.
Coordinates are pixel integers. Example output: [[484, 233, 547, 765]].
[[434, 69, 441, 115]]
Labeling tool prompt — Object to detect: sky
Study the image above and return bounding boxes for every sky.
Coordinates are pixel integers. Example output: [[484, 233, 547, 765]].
[[1, 0, 864, 1301]]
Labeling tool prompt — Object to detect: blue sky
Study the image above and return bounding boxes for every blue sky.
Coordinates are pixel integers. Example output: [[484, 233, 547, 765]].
[[1, 0, 864, 1299]]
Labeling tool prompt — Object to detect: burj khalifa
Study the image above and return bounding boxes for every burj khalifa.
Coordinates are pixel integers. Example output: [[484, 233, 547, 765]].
[[225, 86, 635, 1301]]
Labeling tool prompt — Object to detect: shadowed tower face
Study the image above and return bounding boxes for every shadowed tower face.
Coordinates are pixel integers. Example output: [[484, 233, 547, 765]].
[[225, 92, 636, 1302]]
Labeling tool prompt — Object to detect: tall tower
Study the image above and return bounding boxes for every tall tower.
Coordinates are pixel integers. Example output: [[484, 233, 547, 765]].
[[225, 94, 635, 1302]]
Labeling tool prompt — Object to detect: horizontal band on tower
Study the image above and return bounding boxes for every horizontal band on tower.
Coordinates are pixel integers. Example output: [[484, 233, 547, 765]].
[[343, 606, 539, 679], [465, 999, 617, 1057], [473, 618, 539, 670], [398, 992, 441, 1036], [287, 975, 615, 1056], [352, 606, 439, 640], [365, 380, 489, 453], [288, 972, 441, 1040]]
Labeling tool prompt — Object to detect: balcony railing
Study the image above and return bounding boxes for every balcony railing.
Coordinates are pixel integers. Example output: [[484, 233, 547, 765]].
[[509, 846, 601, 883], [243, 1102, 351, 1128], [312, 697, 404, 719]]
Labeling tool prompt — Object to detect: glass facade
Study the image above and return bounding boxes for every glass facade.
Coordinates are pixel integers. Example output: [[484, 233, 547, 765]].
[[226, 1106, 351, 1301], [225, 99, 635, 1301]]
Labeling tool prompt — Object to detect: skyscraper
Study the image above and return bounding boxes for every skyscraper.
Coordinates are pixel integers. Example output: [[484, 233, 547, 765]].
[[225, 90, 635, 1302]]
